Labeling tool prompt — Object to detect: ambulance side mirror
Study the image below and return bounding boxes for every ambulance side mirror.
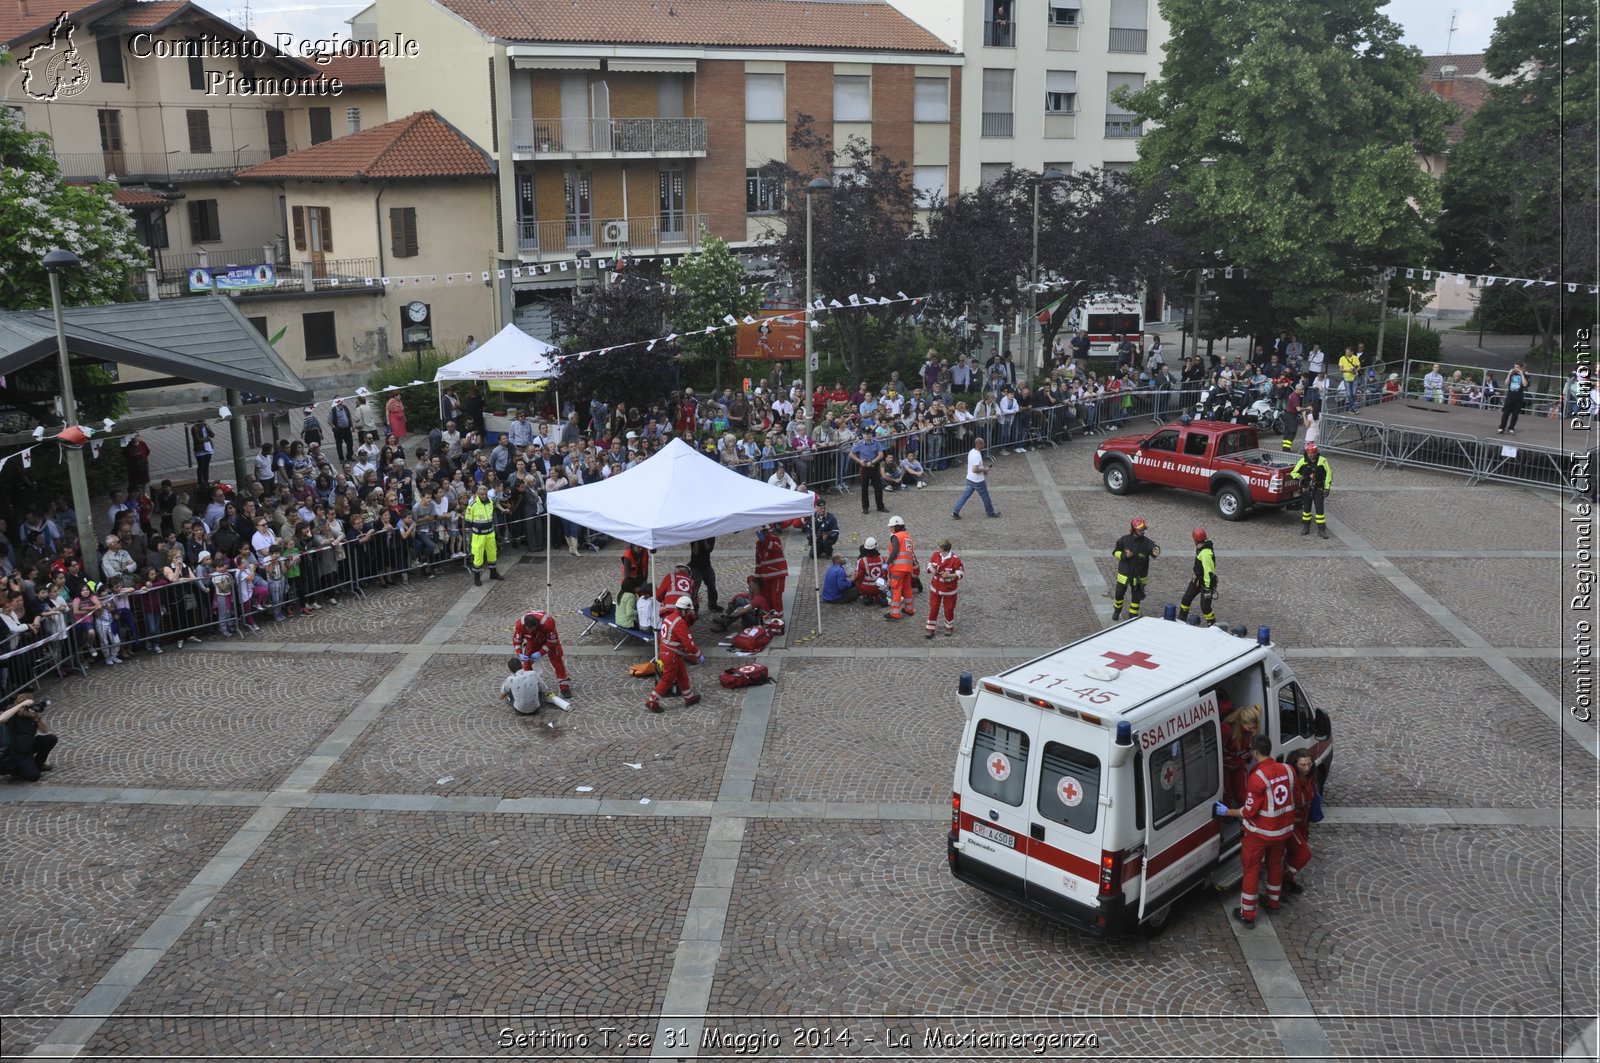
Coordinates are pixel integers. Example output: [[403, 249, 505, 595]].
[[1313, 708, 1331, 740]]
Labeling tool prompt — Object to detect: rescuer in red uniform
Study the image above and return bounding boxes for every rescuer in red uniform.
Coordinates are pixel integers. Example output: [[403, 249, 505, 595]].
[[514, 609, 571, 697], [924, 539, 964, 638], [1283, 747, 1321, 895], [656, 562, 700, 622], [753, 525, 788, 622], [1218, 735, 1297, 928], [854, 538, 886, 604], [648, 595, 702, 713]]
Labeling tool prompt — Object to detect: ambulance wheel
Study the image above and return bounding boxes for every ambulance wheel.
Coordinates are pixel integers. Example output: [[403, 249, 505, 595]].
[[1214, 484, 1247, 521], [1103, 462, 1134, 495], [1137, 902, 1175, 937]]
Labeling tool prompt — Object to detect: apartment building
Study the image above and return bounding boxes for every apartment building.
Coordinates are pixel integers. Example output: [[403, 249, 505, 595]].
[[891, 0, 1168, 187], [374, 0, 960, 337], [2, 0, 384, 283], [1418, 54, 1499, 321], [234, 110, 497, 375]]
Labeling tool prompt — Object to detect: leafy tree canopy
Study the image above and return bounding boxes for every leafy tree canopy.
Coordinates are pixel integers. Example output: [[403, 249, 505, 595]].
[[1126, 0, 1452, 327], [549, 269, 680, 411], [665, 229, 764, 387], [1438, 0, 1597, 356], [0, 106, 146, 310]]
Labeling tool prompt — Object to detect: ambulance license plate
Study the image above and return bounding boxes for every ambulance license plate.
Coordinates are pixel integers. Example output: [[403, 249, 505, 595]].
[[971, 822, 1016, 849]]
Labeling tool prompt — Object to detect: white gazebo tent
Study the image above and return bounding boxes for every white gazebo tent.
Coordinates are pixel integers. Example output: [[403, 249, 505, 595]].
[[545, 438, 826, 645], [432, 322, 561, 423]]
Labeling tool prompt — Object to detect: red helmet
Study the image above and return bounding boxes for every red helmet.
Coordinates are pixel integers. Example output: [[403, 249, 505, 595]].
[[1130, 517, 1148, 532], [1305, 443, 1319, 458], [1192, 527, 1207, 543]]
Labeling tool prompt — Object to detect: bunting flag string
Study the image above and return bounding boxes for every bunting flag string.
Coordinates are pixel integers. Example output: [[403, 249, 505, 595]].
[[1399, 264, 1594, 294]]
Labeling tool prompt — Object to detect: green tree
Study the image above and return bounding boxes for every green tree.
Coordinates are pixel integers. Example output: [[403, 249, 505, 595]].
[[1126, 0, 1452, 332], [666, 229, 764, 391], [1438, 0, 1597, 360], [0, 106, 146, 310], [757, 116, 928, 383], [549, 270, 681, 412]]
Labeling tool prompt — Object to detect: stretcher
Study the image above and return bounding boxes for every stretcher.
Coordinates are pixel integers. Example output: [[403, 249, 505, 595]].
[[576, 607, 652, 651]]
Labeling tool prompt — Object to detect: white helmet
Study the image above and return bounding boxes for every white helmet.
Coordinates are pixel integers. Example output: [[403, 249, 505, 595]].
[[887, 515, 905, 529], [674, 595, 694, 611], [863, 536, 878, 550]]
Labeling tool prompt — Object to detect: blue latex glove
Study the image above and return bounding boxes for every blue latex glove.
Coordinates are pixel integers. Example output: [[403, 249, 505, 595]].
[[696, 654, 706, 665], [1213, 801, 1229, 817], [528, 651, 542, 661]]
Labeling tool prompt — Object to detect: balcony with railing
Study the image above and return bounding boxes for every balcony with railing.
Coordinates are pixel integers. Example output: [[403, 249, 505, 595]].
[[1104, 117, 1145, 138], [515, 215, 706, 260], [509, 117, 707, 158], [981, 112, 1015, 138], [53, 149, 271, 182], [144, 256, 380, 299], [1108, 26, 1148, 51], [983, 20, 1015, 46]]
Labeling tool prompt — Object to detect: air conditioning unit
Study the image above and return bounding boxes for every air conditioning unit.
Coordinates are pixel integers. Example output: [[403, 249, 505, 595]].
[[600, 219, 629, 244]]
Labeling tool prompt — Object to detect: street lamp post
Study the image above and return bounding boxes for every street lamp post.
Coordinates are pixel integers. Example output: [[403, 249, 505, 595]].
[[43, 249, 99, 577], [803, 177, 832, 425], [1027, 168, 1067, 381]]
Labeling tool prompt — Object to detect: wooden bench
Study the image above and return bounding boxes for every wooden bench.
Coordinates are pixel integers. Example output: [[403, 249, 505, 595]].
[[576, 607, 653, 651]]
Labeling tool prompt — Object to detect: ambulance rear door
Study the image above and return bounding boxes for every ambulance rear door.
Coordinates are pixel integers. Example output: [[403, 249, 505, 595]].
[[1022, 716, 1108, 912], [1135, 688, 1224, 921], [959, 704, 1038, 893]]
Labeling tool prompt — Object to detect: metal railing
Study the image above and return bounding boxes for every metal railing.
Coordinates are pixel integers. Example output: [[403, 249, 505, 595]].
[[52, 149, 271, 182], [984, 20, 1016, 46], [1108, 27, 1148, 51], [981, 112, 1015, 138], [1104, 117, 1145, 138], [1316, 410, 1594, 497], [1398, 358, 1573, 414], [151, 246, 285, 283], [509, 117, 707, 156], [516, 215, 705, 257]]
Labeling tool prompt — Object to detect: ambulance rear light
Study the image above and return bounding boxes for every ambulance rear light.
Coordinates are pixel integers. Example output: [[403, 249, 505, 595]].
[[951, 791, 961, 833], [1078, 712, 1102, 726], [1098, 852, 1120, 897], [982, 681, 1004, 695], [1028, 696, 1052, 710]]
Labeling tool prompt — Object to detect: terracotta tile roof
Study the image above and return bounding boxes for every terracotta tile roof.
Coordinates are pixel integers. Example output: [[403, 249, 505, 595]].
[[1, 0, 119, 47], [236, 111, 494, 181], [113, 187, 177, 206], [117, 0, 189, 29], [307, 53, 385, 87], [1422, 53, 1487, 81], [1426, 76, 1491, 144], [435, 0, 952, 52]]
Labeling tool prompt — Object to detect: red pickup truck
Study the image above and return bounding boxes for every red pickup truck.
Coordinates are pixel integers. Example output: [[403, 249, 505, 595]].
[[1092, 420, 1303, 520]]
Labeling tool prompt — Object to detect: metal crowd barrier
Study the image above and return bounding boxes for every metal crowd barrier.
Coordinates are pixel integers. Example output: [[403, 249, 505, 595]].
[[1317, 412, 1591, 498]]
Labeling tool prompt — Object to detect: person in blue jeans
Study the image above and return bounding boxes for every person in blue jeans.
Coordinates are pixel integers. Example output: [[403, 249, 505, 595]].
[[951, 437, 1000, 519]]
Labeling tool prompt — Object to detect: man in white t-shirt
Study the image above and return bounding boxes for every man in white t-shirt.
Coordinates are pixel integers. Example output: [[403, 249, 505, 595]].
[[950, 437, 1000, 519], [500, 657, 565, 720]]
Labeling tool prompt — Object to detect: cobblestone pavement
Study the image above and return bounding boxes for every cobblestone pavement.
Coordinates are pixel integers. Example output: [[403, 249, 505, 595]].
[[0, 444, 1592, 1061]]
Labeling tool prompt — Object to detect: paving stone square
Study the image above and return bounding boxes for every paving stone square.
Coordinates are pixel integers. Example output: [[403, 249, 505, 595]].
[[314, 655, 741, 800], [786, 555, 1100, 650], [1279, 824, 1591, 1060], [1289, 656, 1588, 807], [1091, 553, 1459, 646], [3, 436, 1590, 1061], [88, 810, 705, 1057], [0, 803, 252, 1056], [41, 651, 399, 790], [753, 657, 1024, 804], [708, 818, 1279, 1058], [1406, 557, 1567, 648]]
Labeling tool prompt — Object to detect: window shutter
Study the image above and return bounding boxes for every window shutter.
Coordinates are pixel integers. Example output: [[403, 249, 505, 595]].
[[292, 206, 306, 251], [1109, 0, 1146, 28], [744, 74, 784, 121], [981, 69, 1013, 111], [390, 206, 405, 257], [319, 208, 333, 253], [833, 75, 871, 122], [1106, 72, 1143, 116], [913, 77, 949, 122], [1045, 71, 1078, 94]]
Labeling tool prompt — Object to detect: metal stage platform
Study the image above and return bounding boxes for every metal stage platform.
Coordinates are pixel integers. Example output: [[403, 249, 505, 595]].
[[1318, 399, 1596, 499]]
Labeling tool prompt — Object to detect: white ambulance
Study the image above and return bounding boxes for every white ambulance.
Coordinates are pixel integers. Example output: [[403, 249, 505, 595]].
[[947, 616, 1332, 935]]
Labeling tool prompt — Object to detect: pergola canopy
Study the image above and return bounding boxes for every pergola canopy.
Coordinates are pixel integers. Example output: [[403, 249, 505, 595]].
[[0, 297, 313, 403]]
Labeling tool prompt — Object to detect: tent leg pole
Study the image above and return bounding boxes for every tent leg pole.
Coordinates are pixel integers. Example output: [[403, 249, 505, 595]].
[[544, 502, 552, 616], [811, 515, 823, 635], [650, 551, 660, 665]]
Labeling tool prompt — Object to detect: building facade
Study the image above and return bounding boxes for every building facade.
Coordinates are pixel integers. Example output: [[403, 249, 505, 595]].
[[892, 0, 1169, 188], [374, 0, 960, 338]]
